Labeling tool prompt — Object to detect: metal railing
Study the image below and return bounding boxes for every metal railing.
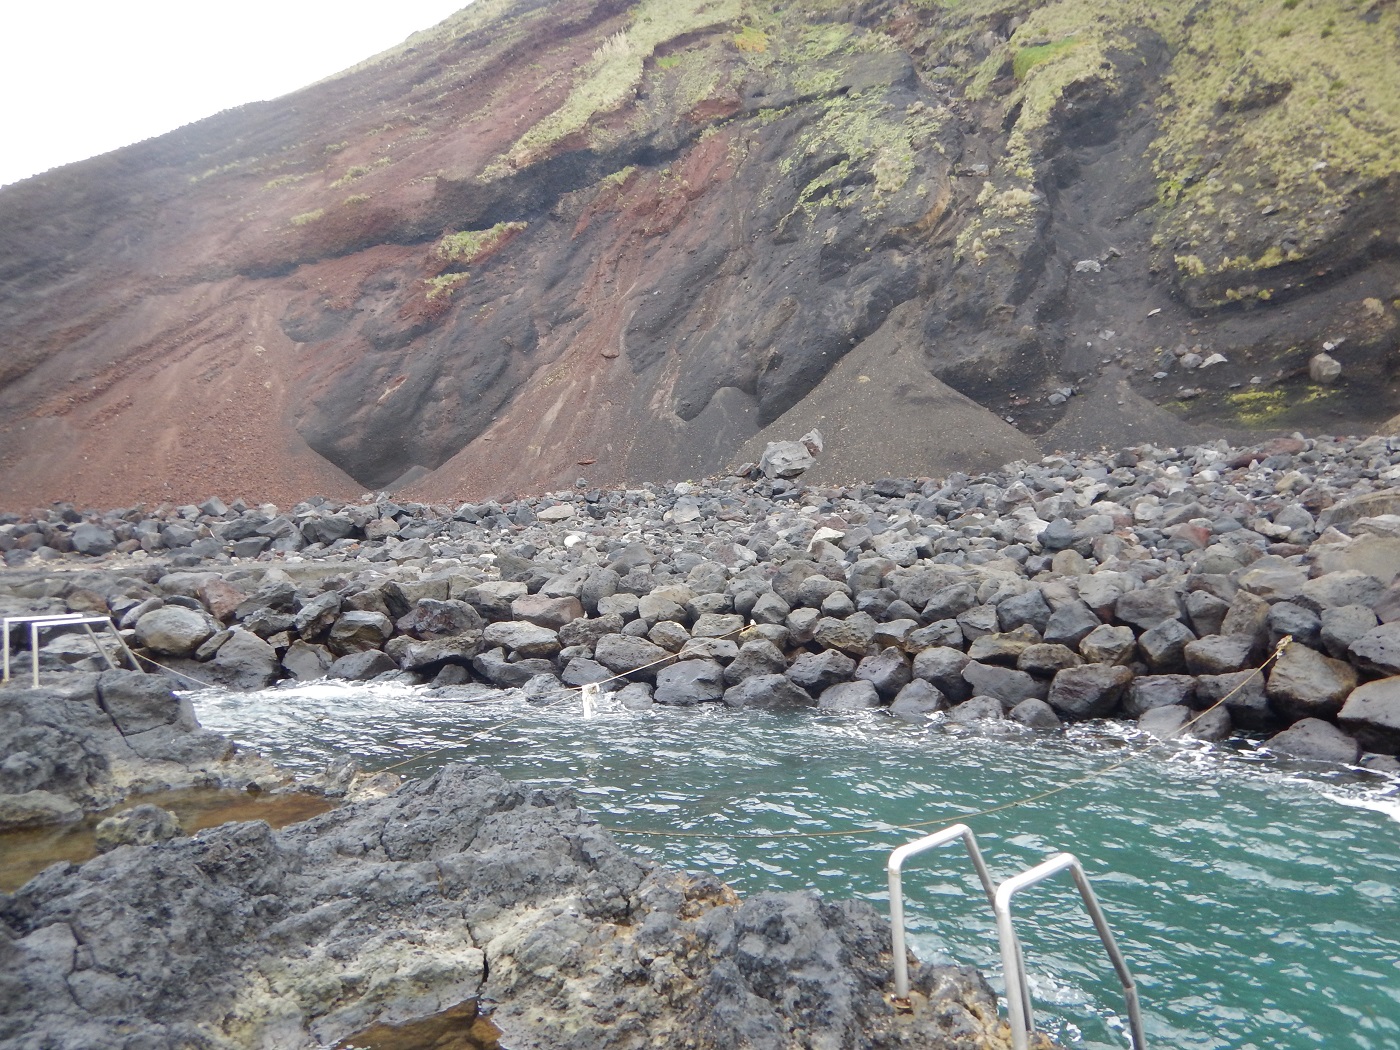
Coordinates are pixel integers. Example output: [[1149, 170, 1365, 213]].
[[887, 825, 1146, 1050], [2, 613, 135, 687]]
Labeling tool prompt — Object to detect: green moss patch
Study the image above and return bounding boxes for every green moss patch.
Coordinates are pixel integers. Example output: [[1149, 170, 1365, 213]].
[[1012, 37, 1082, 80], [425, 272, 470, 301], [436, 221, 528, 265], [500, 0, 742, 170]]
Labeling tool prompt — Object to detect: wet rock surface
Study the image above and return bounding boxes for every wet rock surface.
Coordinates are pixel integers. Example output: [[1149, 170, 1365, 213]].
[[0, 763, 1004, 1050], [0, 671, 280, 828]]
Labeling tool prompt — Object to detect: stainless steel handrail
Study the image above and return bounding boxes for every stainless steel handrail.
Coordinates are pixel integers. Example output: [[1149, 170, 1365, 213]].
[[4, 613, 84, 683], [885, 823, 1031, 1024], [994, 852, 1147, 1050], [3, 614, 128, 687]]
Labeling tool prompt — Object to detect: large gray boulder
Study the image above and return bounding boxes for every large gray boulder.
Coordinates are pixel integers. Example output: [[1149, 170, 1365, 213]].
[[1265, 643, 1357, 723], [593, 634, 671, 679], [328, 649, 398, 681], [888, 679, 948, 722], [69, 523, 117, 556], [1139, 704, 1231, 742], [721, 674, 815, 710], [962, 662, 1046, 707], [1138, 618, 1197, 673], [1183, 634, 1257, 675], [1338, 677, 1400, 754], [395, 598, 483, 639], [1196, 671, 1275, 731], [205, 629, 281, 690], [1348, 622, 1400, 676], [912, 647, 972, 702], [947, 696, 1006, 723], [1123, 675, 1195, 718], [854, 647, 911, 700], [1008, 697, 1061, 730], [1264, 718, 1361, 765], [134, 607, 215, 657], [817, 680, 882, 711], [654, 660, 726, 705], [1047, 664, 1133, 721], [483, 621, 561, 659], [786, 650, 857, 695], [327, 611, 394, 656], [723, 639, 787, 686], [759, 428, 823, 479]]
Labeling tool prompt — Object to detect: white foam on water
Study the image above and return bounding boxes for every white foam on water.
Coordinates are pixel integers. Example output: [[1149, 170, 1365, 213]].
[[1322, 790, 1400, 824]]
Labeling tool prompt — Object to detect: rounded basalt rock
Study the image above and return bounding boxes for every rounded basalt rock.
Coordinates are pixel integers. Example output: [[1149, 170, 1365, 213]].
[[1047, 664, 1132, 721], [1264, 718, 1361, 765], [1265, 642, 1358, 723], [961, 661, 1046, 707], [483, 621, 561, 659], [1079, 624, 1137, 665], [134, 607, 215, 657], [723, 674, 816, 710], [1009, 697, 1061, 730], [912, 647, 971, 703], [853, 646, 911, 699], [328, 649, 398, 681], [593, 635, 672, 679], [817, 680, 882, 711], [1337, 677, 1400, 754], [1123, 674, 1196, 718], [654, 660, 726, 706], [947, 696, 1006, 723], [785, 649, 857, 695], [327, 611, 394, 656], [723, 639, 787, 686], [887, 679, 947, 722]]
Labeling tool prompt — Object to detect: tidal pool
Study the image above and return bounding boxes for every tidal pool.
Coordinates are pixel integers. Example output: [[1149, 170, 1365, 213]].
[[194, 682, 1400, 1050]]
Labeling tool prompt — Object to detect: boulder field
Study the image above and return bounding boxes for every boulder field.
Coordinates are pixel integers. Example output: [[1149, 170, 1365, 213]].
[[5, 433, 1400, 781]]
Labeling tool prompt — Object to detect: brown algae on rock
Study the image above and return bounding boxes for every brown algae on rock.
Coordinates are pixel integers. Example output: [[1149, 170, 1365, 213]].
[[0, 787, 335, 892]]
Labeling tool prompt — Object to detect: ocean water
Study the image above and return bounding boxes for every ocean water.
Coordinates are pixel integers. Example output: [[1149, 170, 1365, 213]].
[[193, 683, 1400, 1050]]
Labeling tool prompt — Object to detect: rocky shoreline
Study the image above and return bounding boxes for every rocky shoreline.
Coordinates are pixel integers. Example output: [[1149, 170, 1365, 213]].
[[7, 432, 1400, 1047], [1, 758, 1005, 1050], [5, 433, 1400, 781]]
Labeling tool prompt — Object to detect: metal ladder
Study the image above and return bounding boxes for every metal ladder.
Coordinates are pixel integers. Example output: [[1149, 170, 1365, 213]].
[[887, 823, 1147, 1050], [2, 613, 139, 687]]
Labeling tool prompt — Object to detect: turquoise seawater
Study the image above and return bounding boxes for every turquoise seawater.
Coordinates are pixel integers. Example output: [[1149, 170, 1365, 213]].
[[193, 684, 1400, 1050]]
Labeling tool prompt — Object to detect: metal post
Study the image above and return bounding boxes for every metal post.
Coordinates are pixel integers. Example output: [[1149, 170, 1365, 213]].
[[82, 624, 120, 671], [105, 621, 142, 672], [30, 621, 42, 688], [993, 853, 1147, 1050]]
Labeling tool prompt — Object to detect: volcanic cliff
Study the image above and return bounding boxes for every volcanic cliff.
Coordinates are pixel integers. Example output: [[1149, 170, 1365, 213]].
[[1, 0, 1397, 511]]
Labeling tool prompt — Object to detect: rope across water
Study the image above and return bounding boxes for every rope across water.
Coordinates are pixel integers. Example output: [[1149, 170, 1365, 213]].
[[150, 622, 1293, 843]]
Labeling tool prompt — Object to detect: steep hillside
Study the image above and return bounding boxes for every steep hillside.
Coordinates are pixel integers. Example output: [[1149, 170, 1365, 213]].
[[0, 0, 1397, 510]]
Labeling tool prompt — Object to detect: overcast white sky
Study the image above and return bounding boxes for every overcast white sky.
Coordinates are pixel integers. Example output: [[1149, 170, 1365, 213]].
[[0, 1, 475, 188]]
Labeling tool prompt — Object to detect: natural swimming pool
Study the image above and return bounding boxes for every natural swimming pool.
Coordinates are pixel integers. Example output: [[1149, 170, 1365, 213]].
[[195, 683, 1400, 1050]]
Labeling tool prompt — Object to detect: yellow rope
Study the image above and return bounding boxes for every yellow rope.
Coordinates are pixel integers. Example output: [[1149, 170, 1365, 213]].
[[603, 636, 1295, 841], [135, 610, 1292, 846], [379, 623, 753, 772]]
